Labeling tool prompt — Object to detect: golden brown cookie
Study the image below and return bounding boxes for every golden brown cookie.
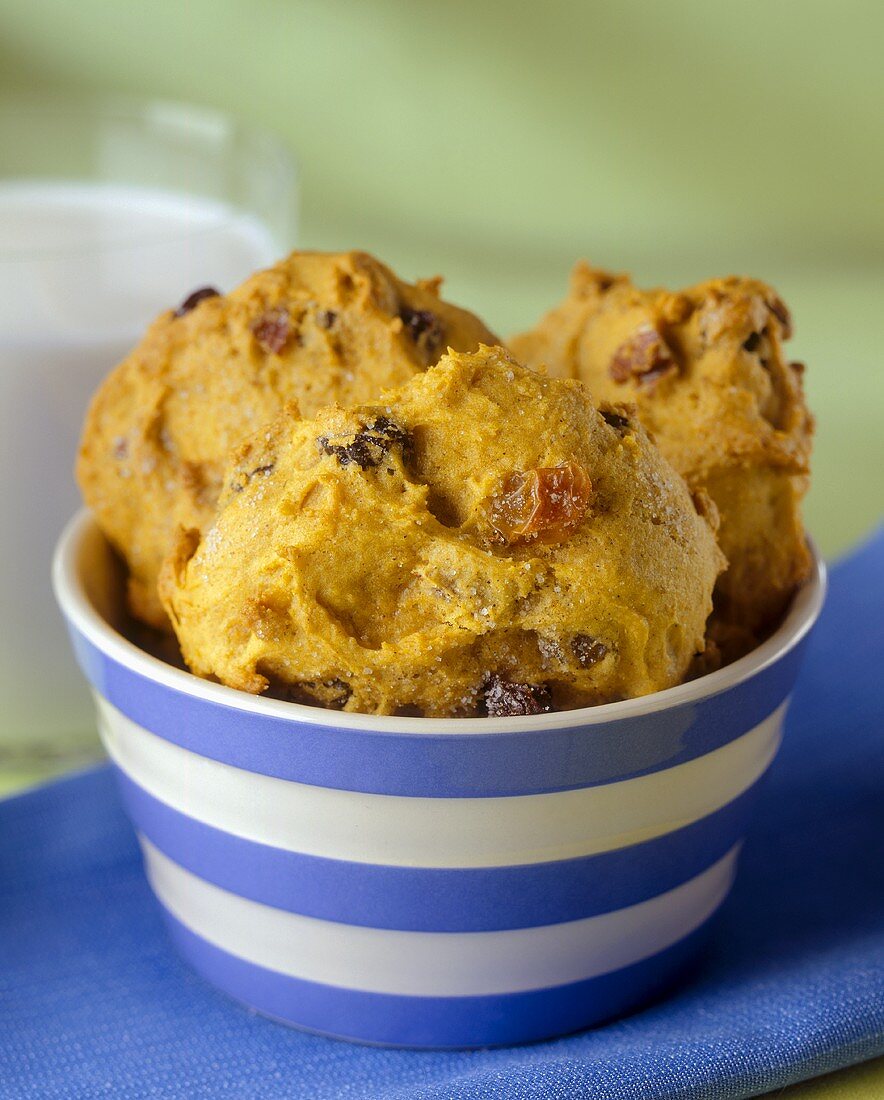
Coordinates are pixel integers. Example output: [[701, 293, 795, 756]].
[[159, 347, 725, 716], [511, 263, 813, 651], [77, 251, 498, 627]]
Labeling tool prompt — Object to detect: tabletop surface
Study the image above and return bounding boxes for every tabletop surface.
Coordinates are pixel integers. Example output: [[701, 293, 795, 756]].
[[4, 528, 883, 1099]]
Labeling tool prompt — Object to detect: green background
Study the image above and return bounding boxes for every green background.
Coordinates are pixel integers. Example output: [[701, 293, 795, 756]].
[[1, 1, 882, 1094], [2, 0, 882, 556]]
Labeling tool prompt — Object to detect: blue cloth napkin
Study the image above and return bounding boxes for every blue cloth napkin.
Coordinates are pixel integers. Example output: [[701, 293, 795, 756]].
[[2, 530, 883, 1100]]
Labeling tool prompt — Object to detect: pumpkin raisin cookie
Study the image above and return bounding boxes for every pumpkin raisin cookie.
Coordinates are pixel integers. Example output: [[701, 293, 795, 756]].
[[77, 250, 498, 627], [159, 347, 724, 716], [511, 264, 813, 653]]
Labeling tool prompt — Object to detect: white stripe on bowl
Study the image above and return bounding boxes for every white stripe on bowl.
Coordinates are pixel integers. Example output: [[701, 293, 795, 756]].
[[142, 837, 738, 997], [99, 696, 786, 868]]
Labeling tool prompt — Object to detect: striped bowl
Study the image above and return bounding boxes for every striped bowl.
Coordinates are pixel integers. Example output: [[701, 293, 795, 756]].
[[53, 511, 825, 1048]]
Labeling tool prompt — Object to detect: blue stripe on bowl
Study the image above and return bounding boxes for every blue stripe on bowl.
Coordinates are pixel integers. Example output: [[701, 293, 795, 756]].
[[116, 766, 762, 931], [160, 906, 715, 1048], [68, 625, 805, 798]]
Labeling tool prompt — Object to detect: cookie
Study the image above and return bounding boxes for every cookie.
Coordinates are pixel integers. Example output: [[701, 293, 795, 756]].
[[77, 250, 498, 627], [511, 263, 813, 651], [159, 347, 724, 716]]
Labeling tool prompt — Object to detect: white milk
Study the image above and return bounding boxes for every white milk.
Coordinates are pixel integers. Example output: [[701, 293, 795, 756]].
[[0, 182, 279, 765]]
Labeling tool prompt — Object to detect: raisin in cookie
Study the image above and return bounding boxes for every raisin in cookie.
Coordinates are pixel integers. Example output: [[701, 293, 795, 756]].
[[511, 264, 813, 653], [159, 347, 724, 716], [78, 251, 498, 627]]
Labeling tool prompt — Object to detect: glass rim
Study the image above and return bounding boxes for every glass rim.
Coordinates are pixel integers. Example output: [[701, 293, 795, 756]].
[[0, 91, 297, 263]]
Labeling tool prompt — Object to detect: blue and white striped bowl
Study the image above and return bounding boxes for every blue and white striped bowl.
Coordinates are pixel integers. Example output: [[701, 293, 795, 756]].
[[54, 511, 825, 1048]]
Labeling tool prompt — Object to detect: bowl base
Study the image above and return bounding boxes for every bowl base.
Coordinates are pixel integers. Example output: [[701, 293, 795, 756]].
[[160, 905, 716, 1049]]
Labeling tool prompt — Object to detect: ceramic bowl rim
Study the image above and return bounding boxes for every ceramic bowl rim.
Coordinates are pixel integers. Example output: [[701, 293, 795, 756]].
[[53, 509, 827, 737]]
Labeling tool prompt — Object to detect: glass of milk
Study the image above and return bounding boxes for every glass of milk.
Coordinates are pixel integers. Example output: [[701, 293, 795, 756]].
[[0, 95, 296, 787]]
